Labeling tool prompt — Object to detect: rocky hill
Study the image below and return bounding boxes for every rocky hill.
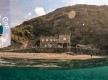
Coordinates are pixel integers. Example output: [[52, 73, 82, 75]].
[[10, 5, 108, 51]]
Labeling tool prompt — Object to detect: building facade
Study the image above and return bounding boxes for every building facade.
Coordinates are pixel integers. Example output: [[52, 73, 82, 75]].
[[40, 34, 71, 48]]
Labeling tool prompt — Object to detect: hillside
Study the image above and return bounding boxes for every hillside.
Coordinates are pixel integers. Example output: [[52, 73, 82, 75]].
[[11, 5, 108, 51]]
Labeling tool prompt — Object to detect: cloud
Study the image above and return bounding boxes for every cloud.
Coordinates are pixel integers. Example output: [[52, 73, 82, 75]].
[[28, 13, 32, 16], [25, 12, 32, 19], [34, 7, 46, 16]]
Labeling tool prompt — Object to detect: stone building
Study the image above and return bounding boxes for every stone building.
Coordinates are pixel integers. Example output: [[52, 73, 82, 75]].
[[40, 34, 71, 48]]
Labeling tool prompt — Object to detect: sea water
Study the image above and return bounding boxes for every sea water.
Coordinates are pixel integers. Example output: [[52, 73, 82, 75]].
[[0, 66, 108, 80]]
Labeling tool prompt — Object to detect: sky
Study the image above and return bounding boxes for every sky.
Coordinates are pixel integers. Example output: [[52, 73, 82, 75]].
[[10, 0, 108, 27], [0, 0, 10, 11]]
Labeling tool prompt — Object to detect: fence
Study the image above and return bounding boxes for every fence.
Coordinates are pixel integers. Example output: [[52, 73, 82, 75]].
[[6, 47, 106, 55], [10, 47, 76, 53]]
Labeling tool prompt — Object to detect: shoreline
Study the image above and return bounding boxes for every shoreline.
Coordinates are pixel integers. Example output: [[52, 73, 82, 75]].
[[0, 52, 107, 60], [0, 52, 108, 68]]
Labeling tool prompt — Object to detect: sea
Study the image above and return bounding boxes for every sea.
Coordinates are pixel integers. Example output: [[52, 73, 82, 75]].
[[0, 58, 108, 80]]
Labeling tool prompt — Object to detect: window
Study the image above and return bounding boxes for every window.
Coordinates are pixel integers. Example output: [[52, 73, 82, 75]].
[[50, 39, 52, 41], [42, 39, 44, 41], [46, 39, 48, 41], [45, 45, 47, 47], [54, 39, 57, 41], [54, 39, 56, 41], [63, 38, 66, 40]]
